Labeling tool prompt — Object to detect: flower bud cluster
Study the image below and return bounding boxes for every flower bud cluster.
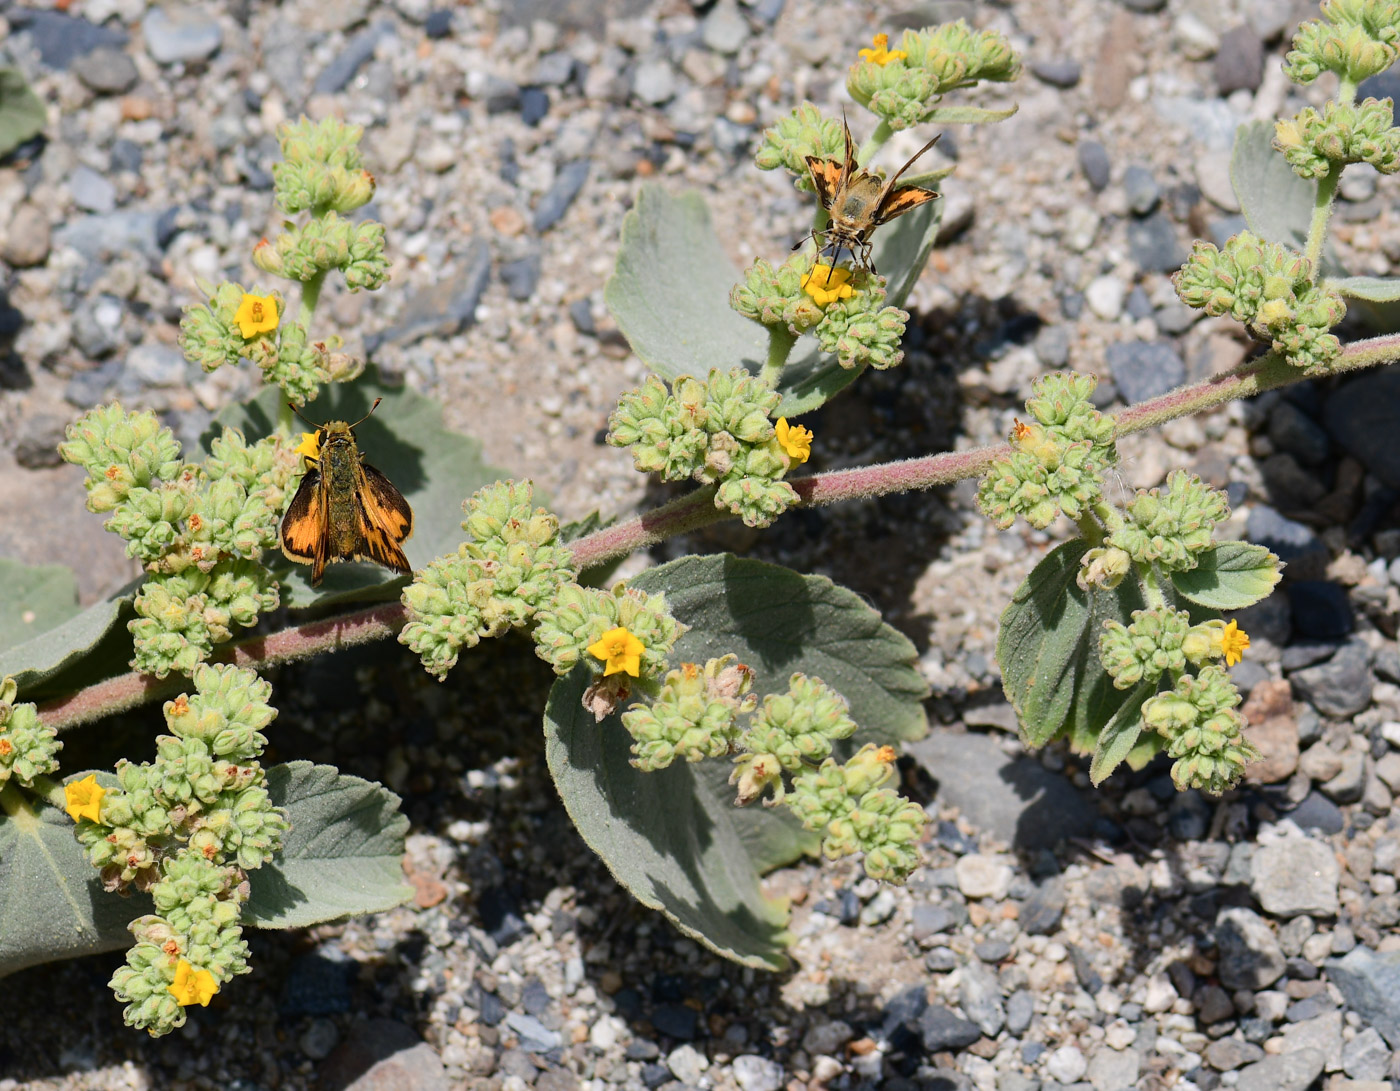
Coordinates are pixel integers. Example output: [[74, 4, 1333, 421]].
[[620, 655, 757, 771], [178, 281, 283, 375], [271, 117, 376, 215], [1099, 608, 1238, 692], [1174, 232, 1345, 370], [736, 672, 858, 787], [61, 406, 299, 677], [847, 22, 1020, 131], [1284, 0, 1400, 86], [731, 253, 909, 372], [977, 373, 1116, 530], [532, 580, 686, 683], [1275, 97, 1400, 178], [1141, 666, 1261, 793], [400, 481, 579, 680], [608, 367, 802, 528], [1108, 471, 1230, 572], [785, 744, 927, 883], [253, 212, 389, 292], [0, 676, 59, 786], [753, 102, 849, 192], [76, 665, 284, 1036]]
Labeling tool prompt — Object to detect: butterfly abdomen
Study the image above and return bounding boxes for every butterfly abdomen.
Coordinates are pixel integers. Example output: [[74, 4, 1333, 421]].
[[321, 428, 362, 555]]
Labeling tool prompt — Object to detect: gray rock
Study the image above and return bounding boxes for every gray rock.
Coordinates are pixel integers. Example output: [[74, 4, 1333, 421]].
[[1323, 371, 1400, 489], [319, 1019, 448, 1090], [1279, 1009, 1343, 1071], [911, 902, 957, 941], [14, 411, 69, 469], [1033, 324, 1070, 368], [122, 344, 186, 387], [701, 0, 750, 55], [1216, 24, 1265, 94], [76, 45, 139, 95], [1234, 1048, 1325, 1091], [1106, 340, 1185, 404], [299, 1017, 340, 1060], [8, 9, 128, 70], [905, 732, 1097, 849], [533, 51, 577, 86], [1251, 839, 1339, 918], [1291, 641, 1373, 719], [1078, 140, 1111, 191], [54, 210, 162, 261], [1006, 989, 1034, 1035], [72, 296, 124, 359], [1216, 906, 1286, 989], [1086, 1046, 1139, 1091], [1123, 164, 1160, 215], [1259, 452, 1328, 513], [918, 1006, 982, 1052], [142, 7, 223, 64], [366, 240, 490, 349], [1126, 211, 1186, 272], [1121, 0, 1165, 10], [1342, 1026, 1390, 1080], [1326, 947, 1400, 1047], [731, 1055, 783, 1091], [1321, 750, 1367, 804], [1205, 1036, 1264, 1070], [533, 160, 589, 232], [110, 139, 144, 174], [1245, 505, 1327, 581], [1030, 59, 1082, 88], [1269, 401, 1330, 466], [313, 21, 395, 95], [2, 204, 51, 268], [1020, 878, 1066, 935], [633, 59, 677, 105], [1287, 790, 1345, 835], [69, 167, 117, 214], [958, 961, 1004, 1037], [499, 253, 541, 301]]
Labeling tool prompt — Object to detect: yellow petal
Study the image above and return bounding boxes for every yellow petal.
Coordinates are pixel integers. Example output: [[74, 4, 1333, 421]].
[[64, 773, 106, 824]]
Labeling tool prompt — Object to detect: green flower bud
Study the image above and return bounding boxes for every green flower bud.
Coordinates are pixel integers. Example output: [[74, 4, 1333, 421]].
[[621, 655, 756, 771], [1078, 546, 1132, 591], [253, 213, 389, 292], [738, 673, 858, 773], [0, 677, 60, 786], [60, 404, 184, 511], [714, 473, 799, 529], [753, 102, 848, 190], [1284, 1, 1400, 85], [1098, 608, 1191, 690], [1275, 97, 1400, 178], [730, 751, 786, 806], [1108, 471, 1230, 572]]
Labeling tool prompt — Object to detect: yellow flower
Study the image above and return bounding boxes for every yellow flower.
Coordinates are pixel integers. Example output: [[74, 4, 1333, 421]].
[[168, 960, 219, 1007], [775, 418, 813, 464], [801, 264, 855, 306], [293, 431, 321, 460], [858, 32, 907, 66], [1221, 620, 1250, 667], [233, 293, 279, 339], [64, 774, 106, 824], [587, 626, 645, 677]]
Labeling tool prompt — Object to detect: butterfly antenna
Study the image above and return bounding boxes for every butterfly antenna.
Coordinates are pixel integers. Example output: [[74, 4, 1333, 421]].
[[348, 397, 384, 430], [289, 402, 321, 430], [885, 133, 942, 190]]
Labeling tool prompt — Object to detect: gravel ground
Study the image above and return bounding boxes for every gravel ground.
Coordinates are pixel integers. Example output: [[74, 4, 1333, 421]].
[[3, 0, 1400, 1089]]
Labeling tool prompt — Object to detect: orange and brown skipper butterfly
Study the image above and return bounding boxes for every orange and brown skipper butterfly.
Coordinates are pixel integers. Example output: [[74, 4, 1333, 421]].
[[279, 398, 414, 586], [799, 117, 941, 276]]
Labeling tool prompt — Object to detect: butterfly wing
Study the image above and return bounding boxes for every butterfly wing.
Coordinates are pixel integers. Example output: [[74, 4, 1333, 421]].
[[874, 184, 939, 225], [803, 155, 844, 211], [280, 466, 330, 585], [352, 462, 414, 574]]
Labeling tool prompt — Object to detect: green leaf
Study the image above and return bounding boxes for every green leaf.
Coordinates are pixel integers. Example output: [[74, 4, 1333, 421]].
[[0, 558, 82, 657], [606, 184, 943, 420], [0, 774, 147, 979], [997, 540, 1145, 750], [0, 69, 47, 159], [543, 554, 928, 969], [211, 370, 513, 609], [244, 762, 412, 929], [924, 105, 1018, 126], [1230, 120, 1343, 274], [1088, 683, 1151, 786], [0, 578, 140, 700], [1326, 276, 1400, 302], [1170, 541, 1282, 610]]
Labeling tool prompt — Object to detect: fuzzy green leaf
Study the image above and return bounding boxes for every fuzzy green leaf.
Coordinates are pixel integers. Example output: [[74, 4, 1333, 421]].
[[997, 540, 1145, 749], [0, 775, 146, 979], [211, 370, 512, 609], [1326, 275, 1400, 302], [1230, 120, 1343, 275], [924, 104, 1018, 126], [543, 554, 928, 969], [0, 578, 140, 701], [244, 762, 412, 929], [1088, 683, 1151, 786], [0, 558, 82, 657], [1170, 541, 1282, 610], [0, 69, 47, 158]]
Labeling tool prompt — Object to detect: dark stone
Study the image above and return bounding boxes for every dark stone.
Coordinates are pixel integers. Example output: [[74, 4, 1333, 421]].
[[1286, 582, 1353, 641], [1123, 164, 1160, 215], [1245, 506, 1327, 580], [8, 9, 128, 70], [476, 986, 506, 1025], [1006, 990, 1034, 1036], [1125, 284, 1154, 320], [1077, 140, 1111, 191], [1068, 944, 1103, 993], [532, 160, 589, 232], [1120, 0, 1165, 10], [1280, 641, 1340, 672], [319, 1019, 447, 1091], [478, 885, 528, 946], [313, 21, 395, 96], [1029, 59, 1081, 88], [424, 9, 453, 38], [1168, 791, 1210, 841], [110, 139, 143, 174], [1020, 878, 1066, 935], [366, 240, 491, 350], [651, 1003, 697, 1040], [483, 76, 523, 114], [1106, 340, 1186, 404], [279, 950, 355, 1015], [917, 1006, 983, 1053], [568, 298, 595, 335], [499, 253, 541, 301], [1268, 401, 1330, 466], [1216, 25, 1265, 94], [936, 819, 977, 856], [1322, 371, 1400, 489], [1326, 947, 1400, 1047], [1127, 211, 1186, 272], [912, 902, 957, 940], [1286, 791, 1345, 835], [1290, 640, 1372, 718], [520, 85, 550, 126], [883, 983, 930, 1034], [1259, 453, 1327, 513], [974, 938, 1012, 963], [522, 977, 551, 1016]]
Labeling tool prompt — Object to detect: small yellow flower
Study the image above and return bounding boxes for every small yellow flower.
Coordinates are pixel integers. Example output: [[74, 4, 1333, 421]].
[[64, 774, 106, 824], [1221, 620, 1250, 667], [587, 626, 645, 677], [858, 33, 907, 66], [168, 960, 219, 1007], [293, 431, 321, 460], [801, 264, 855, 306], [233, 293, 279, 339], [1257, 298, 1291, 326], [775, 418, 813, 464]]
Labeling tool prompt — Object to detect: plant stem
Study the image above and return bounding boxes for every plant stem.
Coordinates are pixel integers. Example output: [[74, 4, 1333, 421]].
[[35, 329, 1400, 730], [759, 326, 798, 389], [856, 119, 893, 166], [1305, 164, 1341, 271], [278, 266, 330, 435]]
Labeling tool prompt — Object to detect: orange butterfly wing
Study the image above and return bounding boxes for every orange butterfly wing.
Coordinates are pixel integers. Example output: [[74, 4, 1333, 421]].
[[352, 462, 414, 574], [279, 466, 331, 585], [874, 184, 939, 225], [804, 155, 845, 211]]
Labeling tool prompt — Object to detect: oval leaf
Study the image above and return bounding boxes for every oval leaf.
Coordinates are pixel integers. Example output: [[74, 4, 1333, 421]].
[[924, 104, 1018, 126], [1326, 275, 1400, 302], [1088, 682, 1151, 786], [997, 540, 1145, 749], [211, 371, 512, 609], [244, 761, 412, 929], [0, 558, 82, 656], [0, 68, 47, 158], [1230, 121, 1343, 275], [0, 775, 147, 979], [0, 578, 140, 700], [543, 554, 928, 969], [1171, 541, 1282, 610]]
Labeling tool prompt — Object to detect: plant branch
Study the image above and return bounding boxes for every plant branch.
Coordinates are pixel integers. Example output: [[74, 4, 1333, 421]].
[[759, 326, 798, 389]]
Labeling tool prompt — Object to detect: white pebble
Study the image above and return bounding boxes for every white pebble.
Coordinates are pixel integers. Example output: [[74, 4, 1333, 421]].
[[954, 854, 1014, 900], [1045, 1045, 1087, 1083]]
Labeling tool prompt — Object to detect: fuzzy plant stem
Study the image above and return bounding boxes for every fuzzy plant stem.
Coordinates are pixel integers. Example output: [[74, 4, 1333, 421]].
[[34, 329, 1400, 729], [760, 326, 798, 389]]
